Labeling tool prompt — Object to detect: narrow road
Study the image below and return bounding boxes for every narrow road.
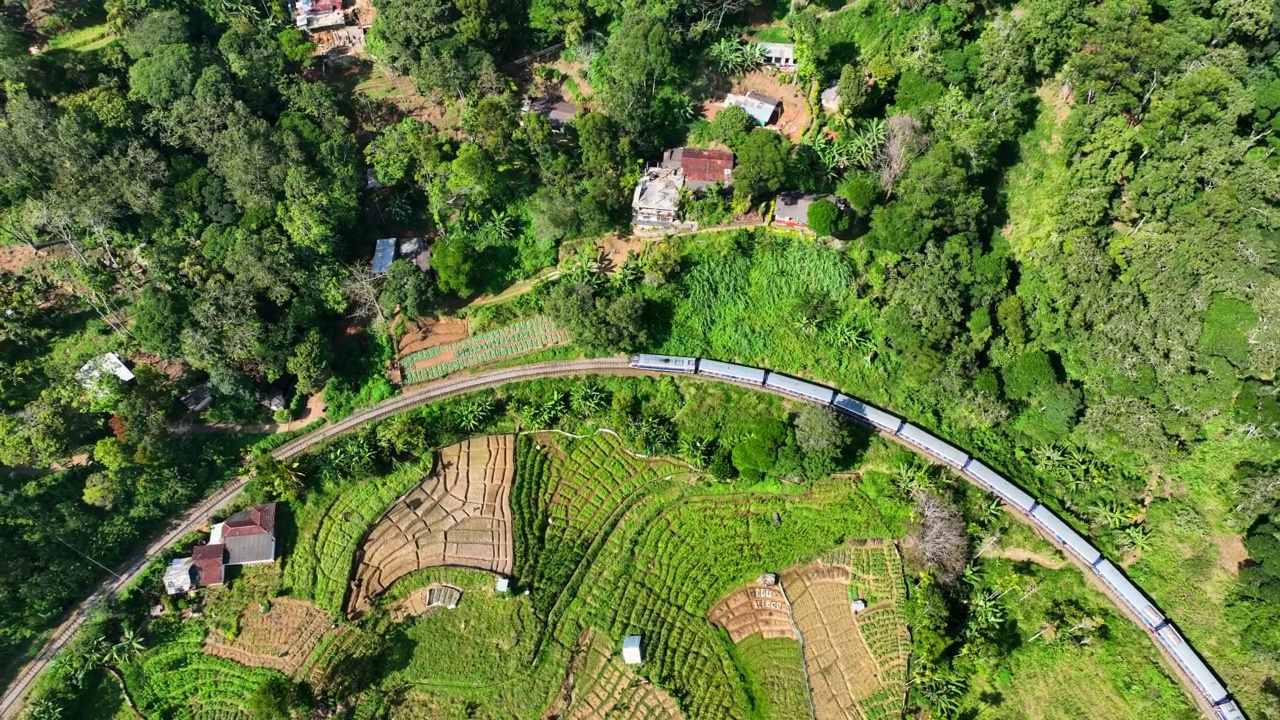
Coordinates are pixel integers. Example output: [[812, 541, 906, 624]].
[[0, 356, 1229, 719]]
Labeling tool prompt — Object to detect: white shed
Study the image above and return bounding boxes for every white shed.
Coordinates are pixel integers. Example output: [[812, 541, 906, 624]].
[[163, 558, 195, 595], [495, 575, 510, 593], [622, 635, 643, 665]]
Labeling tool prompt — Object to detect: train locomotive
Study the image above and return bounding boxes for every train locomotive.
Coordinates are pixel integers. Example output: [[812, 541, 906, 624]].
[[627, 354, 1246, 720]]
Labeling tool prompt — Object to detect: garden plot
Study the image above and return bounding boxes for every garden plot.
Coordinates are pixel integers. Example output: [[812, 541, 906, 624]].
[[203, 598, 331, 676], [561, 629, 686, 720], [346, 435, 515, 616], [398, 315, 570, 385], [708, 575, 797, 642], [781, 545, 908, 720]]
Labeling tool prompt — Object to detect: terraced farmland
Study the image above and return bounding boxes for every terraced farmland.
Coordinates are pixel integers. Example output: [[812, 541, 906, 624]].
[[203, 598, 331, 675], [347, 435, 515, 616], [398, 316, 570, 385]]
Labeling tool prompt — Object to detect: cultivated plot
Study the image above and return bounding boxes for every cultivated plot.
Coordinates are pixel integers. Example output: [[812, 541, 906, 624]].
[[347, 435, 515, 616], [559, 629, 686, 720], [203, 598, 331, 676], [708, 575, 797, 642], [782, 545, 909, 720]]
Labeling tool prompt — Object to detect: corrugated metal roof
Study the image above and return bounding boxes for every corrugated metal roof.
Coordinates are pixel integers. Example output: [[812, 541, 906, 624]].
[[225, 534, 275, 565], [724, 92, 780, 126], [192, 544, 225, 586], [372, 238, 396, 273], [669, 148, 734, 183]]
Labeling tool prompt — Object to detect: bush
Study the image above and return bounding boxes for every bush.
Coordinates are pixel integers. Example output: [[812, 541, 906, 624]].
[[835, 173, 879, 216], [807, 198, 848, 237], [710, 105, 755, 150]]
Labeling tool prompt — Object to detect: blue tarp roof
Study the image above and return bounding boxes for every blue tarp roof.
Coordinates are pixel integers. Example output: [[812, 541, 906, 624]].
[[372, 238, 396, 273]]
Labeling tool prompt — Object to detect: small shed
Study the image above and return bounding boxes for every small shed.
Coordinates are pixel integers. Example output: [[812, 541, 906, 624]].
[[724, 92, 781, 126], [851, 599, 867, 613], [820, 86, 840, 112], [773, 192, 834, 229], [163, 558, 195, 595], [760, 43, 796, 71], [495, 575, 510, 593], [181, 385, 212, 413], [372, 237, 397, 274], [524, 97, 577, 130], [758, 572, 778, 587], [622, 635, 643, 665]]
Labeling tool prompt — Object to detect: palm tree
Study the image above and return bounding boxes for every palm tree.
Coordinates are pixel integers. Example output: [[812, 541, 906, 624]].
[[386, 193, 413, 224], [24, 698, 64, 720]]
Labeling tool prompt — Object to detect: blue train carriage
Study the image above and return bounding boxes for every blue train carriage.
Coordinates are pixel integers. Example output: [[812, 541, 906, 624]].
[[629, 354, 698, 373], [1030, 505, 1103, 566], [897, 423, 970, 469], [763, 372, 837, 405], [832, 394, 905, 434], [1157, 625, 1234, 709], [962, 460, 1038, 513], [697, 359, 767, 386], [1093, 560, 1166, 629]]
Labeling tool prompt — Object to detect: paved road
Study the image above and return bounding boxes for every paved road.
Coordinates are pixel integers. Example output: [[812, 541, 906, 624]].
[[0, 356, 1225, 719]]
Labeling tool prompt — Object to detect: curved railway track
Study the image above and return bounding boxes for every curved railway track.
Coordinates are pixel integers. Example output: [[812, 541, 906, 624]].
[[0, 355, 1234, 719]]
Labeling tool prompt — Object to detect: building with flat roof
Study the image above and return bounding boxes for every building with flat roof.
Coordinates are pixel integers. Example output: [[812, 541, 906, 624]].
[[163, 558, 195, 595], [760, 42, 796, 71], [723, 91, 781, 126], [773, 192, 837, 229], [76, 352, 134, 390], [632, 167, 685, 228], [523, 97, 577, 130]]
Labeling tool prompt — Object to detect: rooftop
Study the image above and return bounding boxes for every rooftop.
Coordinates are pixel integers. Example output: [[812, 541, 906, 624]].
[[75, 352, 135, 389], [622, 635, 643, 665], [524, 97, 577, 126], [372, 237, 397, 273], [163, 558, 195, 595], [191, 544, 225, 587], [662, 147, 734, 185], [773, 191, 832, 225], [632, 167, 684, 212], [724, 91, 780, 126]]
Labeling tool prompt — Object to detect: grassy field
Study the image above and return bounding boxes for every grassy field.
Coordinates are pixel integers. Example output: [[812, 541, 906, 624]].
[[728, 635, 811, 720]]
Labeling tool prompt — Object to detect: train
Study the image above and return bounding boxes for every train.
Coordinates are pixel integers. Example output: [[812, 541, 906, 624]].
[[628, 354, 1246, 720]]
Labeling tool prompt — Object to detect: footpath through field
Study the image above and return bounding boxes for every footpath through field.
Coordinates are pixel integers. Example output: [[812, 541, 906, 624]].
[[0, 356, 1229, 720]]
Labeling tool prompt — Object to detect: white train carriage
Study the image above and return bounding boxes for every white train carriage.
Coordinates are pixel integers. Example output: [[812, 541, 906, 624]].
[[962, 460, 1037, 513], [832, 394, 904, 433], [629, 354, 698, 373], [1216, 700, 1246, 720], [1030, 505, 1102, 566], [763, 372, 836, 405], [1093, 560, 1166, 628], [697, 359, 767, 385], [897, 423, 970, 469], [1157, 625, 1232, 705]]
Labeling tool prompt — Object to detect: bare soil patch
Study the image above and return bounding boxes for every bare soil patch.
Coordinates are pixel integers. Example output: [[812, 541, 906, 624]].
[[0, 245, 41, 274], [203, 598, 331, 676], [708, 576, 796, 643], [1215, 533, 1249, 575], [707, 70, 811, 141], [346, 435, 516, 616], [398, 316, 470, 359]]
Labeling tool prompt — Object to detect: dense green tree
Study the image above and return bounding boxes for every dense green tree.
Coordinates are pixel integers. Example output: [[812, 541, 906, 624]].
[[732, 129, 788, 205], [807, 198, 848, 237], [128, 44, 200, 109]]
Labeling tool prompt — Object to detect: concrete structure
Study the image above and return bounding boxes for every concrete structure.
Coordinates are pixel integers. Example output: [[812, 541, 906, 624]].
[[760, 42, 796, 71], [661, 147, 734, 190], [622, 635, 643, 665], [163, 558, 195, 595], [495, 575, 510, 593], [75, 353, 134, 390], [426, 585, 461, 609], [295, 0, 345, 30], [724, 91, 781, 126], [632, 167, 685, 228]]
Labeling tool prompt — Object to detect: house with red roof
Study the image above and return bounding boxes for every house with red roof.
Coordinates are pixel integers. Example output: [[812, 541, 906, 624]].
[[190, 503, 278, 588], [661, 147, 735, 191]]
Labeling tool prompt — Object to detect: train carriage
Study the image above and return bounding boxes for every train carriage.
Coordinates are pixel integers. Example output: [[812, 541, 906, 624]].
[[962, 460, 1037, 513], [1094, 560, 1166, 628], [763, 372, 836, 405], [1158, 625, 1232, 705], [897, 423, 970, 469], [697, 359, 767, 386], [629, 354, 698, 373], [832, 394, 904, 433], [1031, 505, 1102, 566], [1216, 700, 1246, 720]]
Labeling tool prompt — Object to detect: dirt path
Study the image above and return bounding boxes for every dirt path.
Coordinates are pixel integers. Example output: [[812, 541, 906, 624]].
[[984, 547, 1066, 570]]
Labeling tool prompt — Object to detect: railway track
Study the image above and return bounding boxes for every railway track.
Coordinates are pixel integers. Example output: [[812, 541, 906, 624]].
[[0, 355, 1230, 719]]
